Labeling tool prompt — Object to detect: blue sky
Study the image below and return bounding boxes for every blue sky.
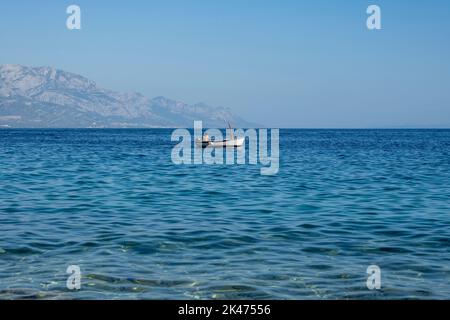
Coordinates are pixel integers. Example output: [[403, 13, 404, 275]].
[[1, 0, 450, 127]]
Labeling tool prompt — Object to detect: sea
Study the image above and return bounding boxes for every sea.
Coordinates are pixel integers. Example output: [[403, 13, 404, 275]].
[[0, 129, 449, 299]]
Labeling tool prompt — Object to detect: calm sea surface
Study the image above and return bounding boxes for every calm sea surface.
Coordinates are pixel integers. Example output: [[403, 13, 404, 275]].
[[0, 129, 449, 299]]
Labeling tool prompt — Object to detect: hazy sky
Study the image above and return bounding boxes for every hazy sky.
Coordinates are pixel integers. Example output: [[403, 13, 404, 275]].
[[1, 0, 450, 127]]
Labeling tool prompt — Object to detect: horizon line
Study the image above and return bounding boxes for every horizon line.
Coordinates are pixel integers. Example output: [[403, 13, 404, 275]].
[[1, 127, 450, 130]]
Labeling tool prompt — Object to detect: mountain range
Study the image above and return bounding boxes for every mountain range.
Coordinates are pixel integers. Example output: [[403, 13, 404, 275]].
[[0, 64, 257, 128]]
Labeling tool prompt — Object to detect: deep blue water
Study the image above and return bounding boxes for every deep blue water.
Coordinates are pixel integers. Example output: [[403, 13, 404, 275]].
[[0, 129, 449, 299]]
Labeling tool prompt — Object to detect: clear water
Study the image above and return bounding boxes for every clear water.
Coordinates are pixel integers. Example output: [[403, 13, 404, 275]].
[[0, 129, 449, 299]]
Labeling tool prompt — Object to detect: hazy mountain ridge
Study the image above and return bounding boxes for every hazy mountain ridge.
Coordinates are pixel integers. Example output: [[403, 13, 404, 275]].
[[0, 64, 257, 128]]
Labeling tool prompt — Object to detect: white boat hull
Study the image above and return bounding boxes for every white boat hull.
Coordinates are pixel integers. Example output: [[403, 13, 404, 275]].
[[196, 137, 244, 148]]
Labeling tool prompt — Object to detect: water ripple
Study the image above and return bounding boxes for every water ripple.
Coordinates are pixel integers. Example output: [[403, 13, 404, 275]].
[[0, 129, 449, 299]]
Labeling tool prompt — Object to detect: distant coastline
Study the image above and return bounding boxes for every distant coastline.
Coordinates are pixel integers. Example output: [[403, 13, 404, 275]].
[[0, 64, 259, 129]]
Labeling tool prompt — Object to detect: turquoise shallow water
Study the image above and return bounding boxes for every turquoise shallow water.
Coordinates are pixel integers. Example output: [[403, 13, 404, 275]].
[[0, 129, 449, 299]]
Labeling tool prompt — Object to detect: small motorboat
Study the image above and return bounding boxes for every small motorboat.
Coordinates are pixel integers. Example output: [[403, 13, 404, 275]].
[[195, 121, 244, 148]]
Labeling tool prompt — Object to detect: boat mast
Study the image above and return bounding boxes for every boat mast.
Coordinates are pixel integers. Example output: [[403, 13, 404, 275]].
[[227, 121, 235, 140]]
